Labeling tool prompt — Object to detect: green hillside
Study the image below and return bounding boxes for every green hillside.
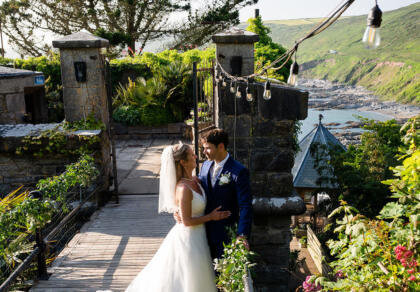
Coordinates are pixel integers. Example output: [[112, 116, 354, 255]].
[[257, 3, 420, 104]]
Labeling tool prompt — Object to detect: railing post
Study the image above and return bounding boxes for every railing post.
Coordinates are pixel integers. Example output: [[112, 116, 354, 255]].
[[35, 229, 49, 280], [193, 62, 199, 175]]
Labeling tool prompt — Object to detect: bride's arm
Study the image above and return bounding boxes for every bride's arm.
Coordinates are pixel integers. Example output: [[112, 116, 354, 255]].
[[176, 184, 230, 227]]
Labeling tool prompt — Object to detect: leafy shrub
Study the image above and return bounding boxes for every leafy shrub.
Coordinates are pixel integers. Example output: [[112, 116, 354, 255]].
[[214, 227, 256, 291], [113, 105, 142, 126], [139, 104, 173, 126], [311, 119, 419, 291], [246, 16, 291, 82]]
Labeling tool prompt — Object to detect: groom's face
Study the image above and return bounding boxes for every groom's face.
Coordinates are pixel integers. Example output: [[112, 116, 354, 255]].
[[202, 142, 218, 161]]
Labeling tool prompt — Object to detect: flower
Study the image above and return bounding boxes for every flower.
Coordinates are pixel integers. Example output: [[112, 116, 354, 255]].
[[408, 275, 416, 281], [302, 275, 321, 292], [335, 270, 344, 279], [219, 172, 231, 186]]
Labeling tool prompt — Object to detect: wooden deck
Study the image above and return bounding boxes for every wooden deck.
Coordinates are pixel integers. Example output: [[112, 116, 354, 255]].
[[31, 195, 174, 291]]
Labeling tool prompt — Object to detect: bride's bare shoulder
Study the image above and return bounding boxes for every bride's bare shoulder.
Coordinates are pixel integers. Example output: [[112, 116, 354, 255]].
[[176, 182, 193, 198]]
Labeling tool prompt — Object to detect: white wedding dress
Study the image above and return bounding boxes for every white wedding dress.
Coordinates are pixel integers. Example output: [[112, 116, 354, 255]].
[[125, 184, 217, 292]]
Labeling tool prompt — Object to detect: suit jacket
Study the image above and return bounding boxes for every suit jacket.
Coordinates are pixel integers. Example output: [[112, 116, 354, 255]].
[[199, 155, 253, 258]]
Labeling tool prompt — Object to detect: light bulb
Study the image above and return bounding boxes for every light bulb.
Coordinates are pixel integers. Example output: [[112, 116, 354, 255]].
[[362, 27, 381, 49], [246, 84, 253, 101], [222, 78, 227, 87], [235, 85, 241, 98], [230, 81, 236, 94], [287, 61, 299, 86], [363, 5, 382, 49], [263, 81, 271, 100]]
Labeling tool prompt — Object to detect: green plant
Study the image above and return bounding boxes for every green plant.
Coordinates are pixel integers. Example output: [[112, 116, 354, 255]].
[[246, 16, 291, 82], [36, 154, 99, 206], [214, 227, 256, 292], [310, 119, 419, 291], [113, 105, 143, 126], [300, 236, 308, 248], [16, 118, 103, 157], [0, 188, 54, 281]]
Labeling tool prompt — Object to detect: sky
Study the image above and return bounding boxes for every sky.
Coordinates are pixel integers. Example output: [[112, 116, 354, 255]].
[[1, 0, 419, 58], [239, 0, 420, 21]]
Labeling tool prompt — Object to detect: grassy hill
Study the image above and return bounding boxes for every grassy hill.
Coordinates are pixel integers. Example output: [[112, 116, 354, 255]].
[[251, 3, 420, 104]]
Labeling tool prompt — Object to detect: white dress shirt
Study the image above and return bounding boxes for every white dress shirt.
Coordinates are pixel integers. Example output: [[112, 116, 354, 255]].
[[210, 153, 229, 187]]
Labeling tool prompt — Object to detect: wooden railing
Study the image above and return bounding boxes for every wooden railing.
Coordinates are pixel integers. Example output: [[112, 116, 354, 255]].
[[307, 225, 332, 276]]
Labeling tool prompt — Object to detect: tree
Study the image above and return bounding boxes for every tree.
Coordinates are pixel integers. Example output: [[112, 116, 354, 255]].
[[0, 0, 258, 56], [328, 118, 403, 218], [246, 15, 291, 81]]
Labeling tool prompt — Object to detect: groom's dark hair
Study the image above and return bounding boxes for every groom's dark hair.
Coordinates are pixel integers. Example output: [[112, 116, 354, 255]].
[[202, 129, 229, 149]]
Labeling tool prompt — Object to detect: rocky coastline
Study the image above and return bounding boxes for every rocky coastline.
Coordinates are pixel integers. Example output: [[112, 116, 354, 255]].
[[298, 79, 420, 146]]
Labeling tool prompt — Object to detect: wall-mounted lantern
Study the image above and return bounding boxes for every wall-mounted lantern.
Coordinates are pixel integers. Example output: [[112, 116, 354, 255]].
[[74, 61, 87, 82]]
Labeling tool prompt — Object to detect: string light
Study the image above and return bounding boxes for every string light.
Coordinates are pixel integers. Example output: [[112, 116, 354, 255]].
[[287, 53, 299, 86], [215, 0, 356, 85], [263, 80, 271, 100], [246, 80, 253, 101], [235, 84, 242, 98], [222, 77, 227, 87], [230, 81, 236, 94], [363, 1, 382, 49]]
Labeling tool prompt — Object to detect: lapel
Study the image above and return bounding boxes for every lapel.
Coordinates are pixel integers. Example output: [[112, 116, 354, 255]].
[[214, 156, 233, 189], [203, 160, 214, 192]]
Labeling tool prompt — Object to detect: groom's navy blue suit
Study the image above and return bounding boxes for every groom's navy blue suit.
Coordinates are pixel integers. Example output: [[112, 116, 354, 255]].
[[199, 155, 253, 259]]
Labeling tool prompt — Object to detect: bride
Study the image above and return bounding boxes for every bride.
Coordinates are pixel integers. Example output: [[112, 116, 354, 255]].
[[126, 143, 230, 292]]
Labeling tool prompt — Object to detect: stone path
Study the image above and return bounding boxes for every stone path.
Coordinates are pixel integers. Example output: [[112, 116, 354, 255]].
[[30, 138, 182, 291]]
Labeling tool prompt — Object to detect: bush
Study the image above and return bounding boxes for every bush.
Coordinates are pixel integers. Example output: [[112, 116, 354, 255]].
[[113, 105, 142, 126], [311, 119, 419, 291], [139, 104, 173, 126]]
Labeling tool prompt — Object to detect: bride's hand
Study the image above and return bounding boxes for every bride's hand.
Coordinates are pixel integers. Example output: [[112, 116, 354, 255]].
[[173, 210, 182, 224], [209, 206, 231, 221]]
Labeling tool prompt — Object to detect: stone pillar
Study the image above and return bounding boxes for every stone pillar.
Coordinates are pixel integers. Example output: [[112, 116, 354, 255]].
[[52, 31, 109, 126], [213, 30, 307, 291], [52, 31, 111, 202]]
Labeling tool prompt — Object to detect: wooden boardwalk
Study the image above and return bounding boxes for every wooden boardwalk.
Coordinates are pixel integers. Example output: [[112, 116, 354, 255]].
[[31, 139, 179, 291], [31, 195, 174, 291]]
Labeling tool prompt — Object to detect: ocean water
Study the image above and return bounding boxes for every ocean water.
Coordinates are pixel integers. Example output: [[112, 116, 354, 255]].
[[299, 108, 393, 141]]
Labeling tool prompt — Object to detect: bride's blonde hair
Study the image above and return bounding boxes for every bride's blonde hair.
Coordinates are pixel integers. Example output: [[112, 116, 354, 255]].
[[172, 143, 190, 183]]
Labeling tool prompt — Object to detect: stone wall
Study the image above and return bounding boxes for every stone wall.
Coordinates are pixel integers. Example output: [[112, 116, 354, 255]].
[[59, 48, 109, 125], [0, 124, 109, 197], [0, 75, 32, 124], [217, 80, 308, 291]]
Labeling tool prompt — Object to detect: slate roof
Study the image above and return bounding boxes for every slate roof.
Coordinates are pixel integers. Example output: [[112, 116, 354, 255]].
[[292, 117, 346, 189], [0, 66, 42, 79]]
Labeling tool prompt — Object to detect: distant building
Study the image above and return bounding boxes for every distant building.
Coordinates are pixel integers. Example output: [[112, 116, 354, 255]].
[[0, 66, 47, 124], [292, 114, 346, 228]]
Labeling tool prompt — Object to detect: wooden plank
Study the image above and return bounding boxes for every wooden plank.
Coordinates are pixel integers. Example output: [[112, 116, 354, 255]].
[[31, 195, 174, 291]]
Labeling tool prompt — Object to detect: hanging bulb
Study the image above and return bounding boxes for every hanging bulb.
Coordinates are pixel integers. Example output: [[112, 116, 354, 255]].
[[263, 81, 271, 100], [221, 77, 227, 87], [218, 72, 224, 82], [287, 61, 299, 86], [246, 83, 253, 101], [235, 84, 242, 99], [230, 81, 236, 94], [362, 5, 382, 49]]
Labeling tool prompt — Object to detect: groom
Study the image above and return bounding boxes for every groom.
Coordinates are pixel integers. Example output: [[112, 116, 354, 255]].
[[199, 129, 253, 260]]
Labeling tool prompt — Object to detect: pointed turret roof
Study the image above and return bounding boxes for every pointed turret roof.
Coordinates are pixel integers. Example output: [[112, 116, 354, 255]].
[[292, 114, 346, 189]]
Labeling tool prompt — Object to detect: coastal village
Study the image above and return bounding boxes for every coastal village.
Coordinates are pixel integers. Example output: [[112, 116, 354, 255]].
[[0, 1, 419, 291]]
